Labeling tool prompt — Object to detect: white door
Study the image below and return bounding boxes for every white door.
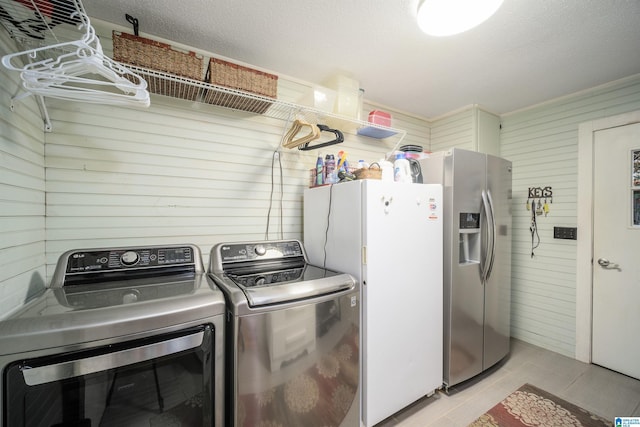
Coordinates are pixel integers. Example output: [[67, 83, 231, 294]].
[[592, 122, 640, 380]]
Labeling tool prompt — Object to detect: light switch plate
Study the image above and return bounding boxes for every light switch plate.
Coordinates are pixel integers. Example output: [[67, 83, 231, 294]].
[[554, 226, 577, 240]]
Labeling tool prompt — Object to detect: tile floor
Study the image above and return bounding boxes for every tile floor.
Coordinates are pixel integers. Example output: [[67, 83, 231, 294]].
[[375, 338, 640, 426]]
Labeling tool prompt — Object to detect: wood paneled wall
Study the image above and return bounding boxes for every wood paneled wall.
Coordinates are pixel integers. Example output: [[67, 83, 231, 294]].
[[429, 107, 475, 152], [33, 21, 431, 281], [501, 75, 640, 357], [0, 32, 47, 317]]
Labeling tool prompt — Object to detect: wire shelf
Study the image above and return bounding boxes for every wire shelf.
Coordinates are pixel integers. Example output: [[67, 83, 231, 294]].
[[127, 64, 406, 144], [0, 0, 406, 147]]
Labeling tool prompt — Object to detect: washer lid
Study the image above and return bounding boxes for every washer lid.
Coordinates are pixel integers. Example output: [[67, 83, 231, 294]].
[[209, 239, 357, 308], [226, 264, 355, 307], [0, 274, 225, 355]]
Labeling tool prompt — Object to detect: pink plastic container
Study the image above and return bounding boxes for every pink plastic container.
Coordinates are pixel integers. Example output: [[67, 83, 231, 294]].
[[368, 110, 392, 127]]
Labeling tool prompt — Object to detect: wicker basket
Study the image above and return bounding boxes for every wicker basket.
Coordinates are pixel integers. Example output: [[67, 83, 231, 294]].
[[112, 31, 203, 101], [202, 58, 278, 114], [354, 166, 382, 180]]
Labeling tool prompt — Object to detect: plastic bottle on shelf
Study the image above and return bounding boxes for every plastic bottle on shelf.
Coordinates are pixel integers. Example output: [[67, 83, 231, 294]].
[[315, 154, 324, 186], [337, 151, 349, 172], [324, 154, 336, 184], [378, 159, 394, 182], [357, 160, 369, 169], [394, 152, 412, 183]]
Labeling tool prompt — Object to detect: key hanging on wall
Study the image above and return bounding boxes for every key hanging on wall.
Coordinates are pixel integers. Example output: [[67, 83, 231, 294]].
[[526, 186, 553, 257], [526, 186, 553, 216], [543, 197, 550, 216]]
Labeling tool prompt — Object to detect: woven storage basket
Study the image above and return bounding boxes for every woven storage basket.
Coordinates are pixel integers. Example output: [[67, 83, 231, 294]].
[[202, 58, 278, 114], [112, 31, 203, 101], [354, 166, 382, 180]]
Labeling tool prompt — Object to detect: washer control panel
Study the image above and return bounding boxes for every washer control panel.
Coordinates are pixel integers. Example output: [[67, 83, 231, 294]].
[[66, 246, 194, 273], [219, 240, 304, 263]]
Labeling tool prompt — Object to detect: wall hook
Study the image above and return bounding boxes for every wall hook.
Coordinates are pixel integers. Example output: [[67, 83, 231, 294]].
[[526, 186, 553, 216], [126, 14, 139, 36]]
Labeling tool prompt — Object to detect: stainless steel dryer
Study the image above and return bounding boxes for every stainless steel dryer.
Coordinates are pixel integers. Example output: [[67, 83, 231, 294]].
[[208, 240, 360, 427], [0, 244, 225, 427]]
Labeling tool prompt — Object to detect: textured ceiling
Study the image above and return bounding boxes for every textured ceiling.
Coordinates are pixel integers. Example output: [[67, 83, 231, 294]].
[[82, 0, 640, 119]]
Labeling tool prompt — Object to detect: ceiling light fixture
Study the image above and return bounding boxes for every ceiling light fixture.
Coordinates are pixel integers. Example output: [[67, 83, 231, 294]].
[[417, 0, 504, 37]]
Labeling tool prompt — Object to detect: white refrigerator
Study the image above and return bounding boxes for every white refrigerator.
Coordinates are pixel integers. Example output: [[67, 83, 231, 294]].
[[303, 179, 443, 427]]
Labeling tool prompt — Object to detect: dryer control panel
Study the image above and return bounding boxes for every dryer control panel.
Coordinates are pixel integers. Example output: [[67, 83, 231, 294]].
[[65, 246, 194, 273], [219, 240, 304, 263]]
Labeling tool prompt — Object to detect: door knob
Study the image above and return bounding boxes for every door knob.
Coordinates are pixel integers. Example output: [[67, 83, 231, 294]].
[[597, 258, 621, 271]]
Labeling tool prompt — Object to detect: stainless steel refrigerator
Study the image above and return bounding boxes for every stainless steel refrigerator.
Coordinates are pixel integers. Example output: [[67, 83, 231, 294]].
[[419, 148, 512, 388], [303, 180, 443, 427]]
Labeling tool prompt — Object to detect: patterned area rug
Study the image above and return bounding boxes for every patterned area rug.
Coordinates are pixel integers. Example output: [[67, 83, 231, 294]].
[[469, 383, 610, 427]]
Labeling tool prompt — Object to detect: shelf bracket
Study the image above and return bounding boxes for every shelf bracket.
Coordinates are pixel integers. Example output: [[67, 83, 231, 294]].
[[385, 130, 408, 160], [35, 94, 53, 132], [11, 91, 52, 132]]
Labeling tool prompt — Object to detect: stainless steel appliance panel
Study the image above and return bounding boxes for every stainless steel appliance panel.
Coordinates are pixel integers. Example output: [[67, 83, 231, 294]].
[[208, 239, 359, 427], [448, 149, 486, 387], [483, 154, 512, 370], [4, 326, 215, 427], [0, 244, 226, 427], [228, 293, 359, 427], [420, 148, 512, 388]]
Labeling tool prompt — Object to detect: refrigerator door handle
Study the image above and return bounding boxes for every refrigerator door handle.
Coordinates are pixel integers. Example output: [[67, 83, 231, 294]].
[[486, 189, 497, 280], [480, 190, 492, 282]]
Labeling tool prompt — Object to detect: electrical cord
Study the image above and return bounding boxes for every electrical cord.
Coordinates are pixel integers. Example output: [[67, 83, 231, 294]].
[[322, 183, 334, 268], [265, 127, 287, 240], [265, 149, 284, 240]]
